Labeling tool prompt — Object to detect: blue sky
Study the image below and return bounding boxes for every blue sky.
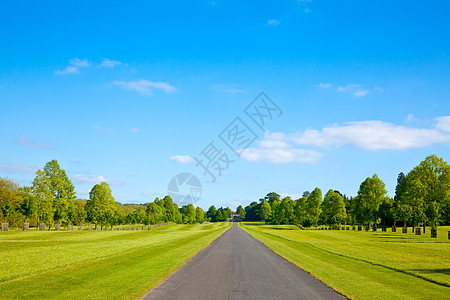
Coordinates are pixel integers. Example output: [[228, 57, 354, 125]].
[[1, 0, 450, 210]]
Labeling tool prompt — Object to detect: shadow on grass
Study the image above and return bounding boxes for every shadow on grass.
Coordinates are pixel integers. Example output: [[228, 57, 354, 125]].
[[410, 268, 450, 275]]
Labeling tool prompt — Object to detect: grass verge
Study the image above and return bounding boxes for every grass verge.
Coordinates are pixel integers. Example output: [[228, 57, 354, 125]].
[[0, 222, 231, 299], [240, 222, 450, 300]]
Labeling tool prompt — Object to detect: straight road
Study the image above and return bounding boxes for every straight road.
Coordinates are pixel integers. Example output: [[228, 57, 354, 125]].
[[142, 223, 345, 300]]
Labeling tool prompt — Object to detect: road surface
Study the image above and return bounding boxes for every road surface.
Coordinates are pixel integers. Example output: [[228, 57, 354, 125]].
[[142, 223, 346, 300]]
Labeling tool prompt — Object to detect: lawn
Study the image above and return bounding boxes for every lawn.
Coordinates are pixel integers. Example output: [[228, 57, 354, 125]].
[[240, 222, 450, 300], [0, 222, 231, 299]]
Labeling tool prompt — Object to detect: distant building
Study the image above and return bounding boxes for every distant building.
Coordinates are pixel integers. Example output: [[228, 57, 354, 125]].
[[228, 213, 243, 222]]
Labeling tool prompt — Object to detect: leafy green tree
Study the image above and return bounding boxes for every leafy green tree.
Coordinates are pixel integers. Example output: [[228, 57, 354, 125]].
[[195, 206, 205, 223], [259, 200, 272, 222], [355, 174, 387, 227], [0, 177, 20, 226], [293, 196, 307, 225], [86, 182, 116, 229], [245, 201, 261, 221], [273, 197, 295, 224], [236, 205, 246, 219], [321, 189, 347, 226], [306, 187, 322, 226], [73, 199, 86, 226], [184, 204, 196, 224], [206, 205, 217, 222], [265, 192, 280, 204], [32, 170, 54, 228], [19, 195, 37, 223], [404, 155, 450, 231], [146, 202, 164, 224], [1, 200, 14, 223], [43, 160, 76, 225]]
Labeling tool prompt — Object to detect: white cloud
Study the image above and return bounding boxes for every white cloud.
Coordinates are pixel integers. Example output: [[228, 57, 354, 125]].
[[100, 58, 122, 68], [92, 126, 115, 134], [75, 189, 91, 195], [212, 84, 243, 94], [267, 19, 280, 26], [170, 155, 195, 164], [319, 83, 331, 89], [55, 58, 89, 75], [129, 128, 140, 133], [16, 135, 53, 149], [55, 66, 79, 75], [336, 84, 370, 98], [0, 163, 39, 173], [436, 116, 450, 133], [304, 8, 311, 13], [72, 174, 124, 186], [112, 80, 177, 95], [69, 58, 90, 68], [241, 148, 323, 164], [276, 119, 450, 150]]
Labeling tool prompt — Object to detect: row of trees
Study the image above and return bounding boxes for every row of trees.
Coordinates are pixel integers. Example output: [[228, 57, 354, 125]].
[[244, 155, 450, 231], [0, 160, 235, 229]]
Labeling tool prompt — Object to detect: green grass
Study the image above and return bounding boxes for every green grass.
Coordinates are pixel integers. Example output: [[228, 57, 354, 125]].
[[240, 222, 450, 300], [0, 222, 231, 299]]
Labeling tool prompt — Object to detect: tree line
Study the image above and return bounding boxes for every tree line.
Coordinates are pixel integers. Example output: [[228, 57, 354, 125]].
[[244, 155, 449, 231], [0, 160, 236, 229]]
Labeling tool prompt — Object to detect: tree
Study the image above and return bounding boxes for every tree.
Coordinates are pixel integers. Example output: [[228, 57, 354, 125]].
[[32, 170, 54, 228], [259, 200, 272, 222], [236, 205, 246, 219], [0, 177, 20, 226], [1, 200, 14, 223], [206, 205, 217, 222], [195, 206, 205, 223], [306, 187, 322, 226], [146, 202, 164, 224], [404, 155, 450, 232], [321, 189, 347, 226], [86, 182, 116, 229], [184, 204, 196, 224], [355, 174, 387, 227], [273, 197, 295, 224], [265, 192, 280, 204], [302, 191, 310, 198], [19, 195, 37, 223], [43, 160, 76, 225], [293, 197, 307, 225]]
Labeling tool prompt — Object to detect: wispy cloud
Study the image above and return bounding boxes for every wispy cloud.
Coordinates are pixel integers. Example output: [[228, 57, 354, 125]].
[[55, 58, 89, 75], [55, 66, 79, 75], [212, 83, 244, 94], [69, 58, 90, 68], [260, 117, 450, 151], [0, 163, 39, 173], [267, 19, 280, 26], [241, 148, 323, 164], [112, 80, 177, 95], [129, 128, 140, 133], [100, 58, 122, 68], [16, 135, 53, 149], [72, 174, 124, 186], [280, 193, 302, 200], [336, 84, 370, 98], [436, 116, 450, 132], [92, 126, 115, 134], [170, 155, 195, 164], [319, 83, 331, 89]]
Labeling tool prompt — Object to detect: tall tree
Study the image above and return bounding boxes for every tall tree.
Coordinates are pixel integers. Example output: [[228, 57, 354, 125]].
[[206, 205, 217, 222], [259, 200, 272, 222], [43, 160, 76, 225], [32, 170, 54, 228], [306, 187, 322, 226], [195, 206, 205, 223], [146, 202, 164, 224], [86, 182, 116, 229], [355, 174, 388, 227], [293, 196, 307, 226], [321, 189, 347, 226], [236, 205, 246, 219], [184, 204, 196, 224]]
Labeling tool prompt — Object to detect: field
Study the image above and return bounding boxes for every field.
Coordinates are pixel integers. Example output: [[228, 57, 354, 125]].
[[240, 223, 450, 300], [0, 222, 231, 299]]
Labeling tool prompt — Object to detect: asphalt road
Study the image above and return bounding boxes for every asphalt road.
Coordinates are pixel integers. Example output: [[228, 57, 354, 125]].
[[142, 223, 346, 300]]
